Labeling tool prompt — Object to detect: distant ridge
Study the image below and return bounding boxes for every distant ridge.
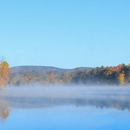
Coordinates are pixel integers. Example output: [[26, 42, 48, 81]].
[[11, 66, 92, 74], [8, 64, 130, 86]]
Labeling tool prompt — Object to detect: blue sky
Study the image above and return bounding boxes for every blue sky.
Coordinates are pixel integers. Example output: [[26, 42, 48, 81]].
[[0, 0, 130, 68]]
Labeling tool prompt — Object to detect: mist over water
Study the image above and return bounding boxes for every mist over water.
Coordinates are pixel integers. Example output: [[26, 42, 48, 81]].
[[0, 86, 130, 110], [1, 85, 130, 98]]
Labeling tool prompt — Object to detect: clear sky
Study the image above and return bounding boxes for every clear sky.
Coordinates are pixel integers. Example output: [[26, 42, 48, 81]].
[[0, 0, 130, 68]]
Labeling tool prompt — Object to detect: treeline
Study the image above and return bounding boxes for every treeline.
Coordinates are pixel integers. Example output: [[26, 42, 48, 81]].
[[72, 64, 130, 85], [8, 64, 130, 86]]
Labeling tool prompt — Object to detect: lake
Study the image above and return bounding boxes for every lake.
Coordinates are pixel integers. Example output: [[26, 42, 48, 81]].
[[0, 86, 130, 130]]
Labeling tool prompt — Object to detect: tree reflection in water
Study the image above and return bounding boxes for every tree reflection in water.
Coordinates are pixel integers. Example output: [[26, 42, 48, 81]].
[[0, 99, 10, 122]]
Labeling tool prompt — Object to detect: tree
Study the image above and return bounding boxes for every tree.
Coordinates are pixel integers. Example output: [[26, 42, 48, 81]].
[[49, 71, 55, 84], [118, 72, 125, 85], [0, 61, 12, 89], [62, 72, 72, 83]]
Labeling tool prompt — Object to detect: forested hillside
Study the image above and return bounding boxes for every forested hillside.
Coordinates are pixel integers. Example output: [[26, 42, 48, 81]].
[[8, 64, 130, 86]]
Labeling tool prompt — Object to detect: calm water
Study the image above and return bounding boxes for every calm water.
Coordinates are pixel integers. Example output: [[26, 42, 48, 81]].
[[0, 86, 130, 130]]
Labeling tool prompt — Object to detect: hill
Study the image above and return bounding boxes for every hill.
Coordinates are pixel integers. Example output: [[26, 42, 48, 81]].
[[8, 66, 92, 86], [11, 66, 92, 74], [8, 64, 130, 86]]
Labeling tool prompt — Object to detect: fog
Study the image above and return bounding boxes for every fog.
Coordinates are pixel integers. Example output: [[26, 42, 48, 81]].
[[0, 86, 130, 110], [0, 86, 130, 98]]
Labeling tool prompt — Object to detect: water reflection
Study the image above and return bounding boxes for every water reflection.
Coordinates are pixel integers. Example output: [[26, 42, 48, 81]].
[[1, 96, 130, 112], [0, 99, 10, 122]]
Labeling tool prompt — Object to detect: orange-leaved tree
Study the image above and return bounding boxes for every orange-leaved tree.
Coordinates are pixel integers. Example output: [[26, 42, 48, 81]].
[[0, 61, 12, 89]]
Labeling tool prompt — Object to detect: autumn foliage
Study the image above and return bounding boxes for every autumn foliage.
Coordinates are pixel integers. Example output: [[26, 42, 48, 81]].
[[7, 63, 130, 86], [72, 64, 130, 86], [0, 61, 12, 89]]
